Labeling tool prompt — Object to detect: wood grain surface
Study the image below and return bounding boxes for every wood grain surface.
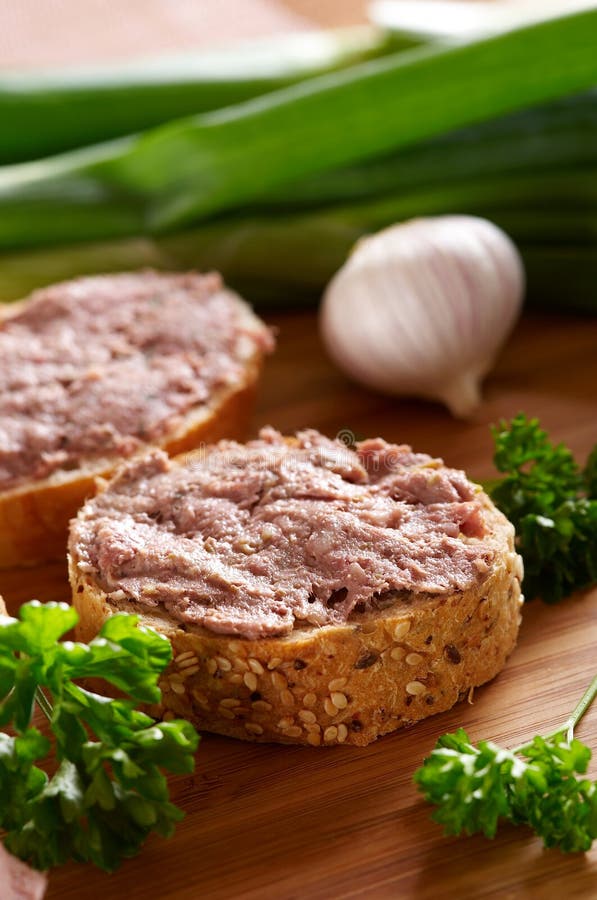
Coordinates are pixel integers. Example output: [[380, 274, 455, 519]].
[[2, 1, 596, 897], [2, 309, 597, 900]]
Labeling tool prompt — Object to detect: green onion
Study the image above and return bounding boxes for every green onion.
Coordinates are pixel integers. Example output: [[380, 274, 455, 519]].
[[0, 27, 406, 164], [521, 246, 597, 314], [0, 9, 595, 250], [1, 174, 595, 311], [256, 91, 597, 211]]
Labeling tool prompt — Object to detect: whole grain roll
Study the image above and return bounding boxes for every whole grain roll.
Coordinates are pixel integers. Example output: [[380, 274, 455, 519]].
[[69, 429, 523, 747]]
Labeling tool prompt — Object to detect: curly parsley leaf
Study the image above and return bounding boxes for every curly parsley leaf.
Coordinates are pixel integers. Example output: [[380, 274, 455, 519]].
[[414, 674, 597, 853], [0, 601, 199, 872], [510, 733, 596, 853], [412, 729, 516, 839], [487, 414, 597, 602]]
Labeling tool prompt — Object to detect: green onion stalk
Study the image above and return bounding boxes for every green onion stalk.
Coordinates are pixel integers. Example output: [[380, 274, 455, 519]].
[[1, 169, 596, 312], [0, 10, 595, 251], [0, 27, 410, 164], [0, 11, 596, 312]]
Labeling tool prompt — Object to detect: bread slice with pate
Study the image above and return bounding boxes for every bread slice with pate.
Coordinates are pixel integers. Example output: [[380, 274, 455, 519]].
[[68, 429, 523, 747], [0, 271, 273, 567]]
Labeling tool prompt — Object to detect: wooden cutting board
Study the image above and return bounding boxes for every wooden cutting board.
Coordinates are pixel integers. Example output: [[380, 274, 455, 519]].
[[2, 309, 597, 900]]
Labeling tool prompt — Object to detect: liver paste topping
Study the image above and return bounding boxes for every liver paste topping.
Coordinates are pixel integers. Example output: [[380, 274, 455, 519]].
[[71, 429, 492, 638], [0, 271, 272, 490]]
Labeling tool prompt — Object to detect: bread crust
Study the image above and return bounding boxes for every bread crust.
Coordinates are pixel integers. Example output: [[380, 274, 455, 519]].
[[69, 493, 523, 747], [0, 293, 267, 568]]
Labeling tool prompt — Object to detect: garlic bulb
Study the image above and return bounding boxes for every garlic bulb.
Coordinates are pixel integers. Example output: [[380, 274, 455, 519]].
[[320, 215, 524, 418]]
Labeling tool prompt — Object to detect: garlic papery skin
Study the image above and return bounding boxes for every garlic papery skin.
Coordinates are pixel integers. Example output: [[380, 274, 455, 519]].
[[320, 215, 524, 418]]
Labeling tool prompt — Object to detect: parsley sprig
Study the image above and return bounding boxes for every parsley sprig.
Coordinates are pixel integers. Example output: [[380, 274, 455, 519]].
[[414, 674, 597, 852], [0, 601, 199, 872], [487, 414, 597, 603]]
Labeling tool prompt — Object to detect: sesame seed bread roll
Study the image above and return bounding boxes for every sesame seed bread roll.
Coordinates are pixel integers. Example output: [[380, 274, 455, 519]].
[[68, 430, 523, 747], [0, 271, 273, 568]]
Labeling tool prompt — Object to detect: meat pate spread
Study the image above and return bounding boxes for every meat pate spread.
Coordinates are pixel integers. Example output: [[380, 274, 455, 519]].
[[0, 271, 273, 490], [70, 429, 495, 639]]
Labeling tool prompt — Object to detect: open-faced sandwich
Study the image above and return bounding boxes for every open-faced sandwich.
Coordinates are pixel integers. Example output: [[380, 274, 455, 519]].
[[0, 271, 273, 567], [69, 428, 523, 747]]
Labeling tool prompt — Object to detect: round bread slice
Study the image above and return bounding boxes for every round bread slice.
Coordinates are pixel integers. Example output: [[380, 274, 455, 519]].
[[68, 429, 523, 747], [0, 271, 272, 568]]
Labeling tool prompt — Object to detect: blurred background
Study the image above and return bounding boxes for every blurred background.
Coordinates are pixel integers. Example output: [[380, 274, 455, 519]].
[[0, 0, 595, 312], [0, 0, 365, 67]]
